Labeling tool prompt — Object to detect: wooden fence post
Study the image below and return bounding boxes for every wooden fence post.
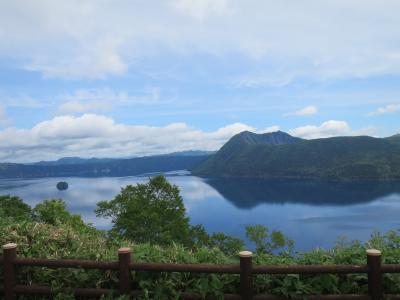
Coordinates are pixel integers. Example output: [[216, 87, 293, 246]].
[[118, 247, 131, 297], [239, 250, 253, 300], [3, 243, 17, 300], [367, 249, 382, 300]]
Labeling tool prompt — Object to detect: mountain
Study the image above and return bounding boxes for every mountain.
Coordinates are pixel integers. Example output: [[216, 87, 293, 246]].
[[387, 133, 400, 145], [0, 153, 210, 179], [227, 130, 303, 146], [192, 131, 400, 181], [33, 157, 118, 166], [216, 130, 302, 157], [163, 150, 216, 157], [32, 151, 213, 166]]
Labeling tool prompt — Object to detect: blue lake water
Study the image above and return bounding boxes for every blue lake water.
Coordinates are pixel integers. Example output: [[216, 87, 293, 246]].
[[1, 175, 400, 252]]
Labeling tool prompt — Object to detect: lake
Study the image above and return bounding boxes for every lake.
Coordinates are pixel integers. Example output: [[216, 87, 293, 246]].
[[1, 174, 400, 252]]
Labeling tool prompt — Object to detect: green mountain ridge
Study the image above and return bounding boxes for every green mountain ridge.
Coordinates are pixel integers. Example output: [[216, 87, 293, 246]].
[[192, 131, 400, 181]]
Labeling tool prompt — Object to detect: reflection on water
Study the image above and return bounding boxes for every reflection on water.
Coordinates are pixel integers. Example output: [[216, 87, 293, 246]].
[[206, 178, 400, 208], [1, 176, 400, 251]]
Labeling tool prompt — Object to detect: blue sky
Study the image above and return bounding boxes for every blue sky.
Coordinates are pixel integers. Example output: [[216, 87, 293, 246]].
[[0, 0, 400, 162]]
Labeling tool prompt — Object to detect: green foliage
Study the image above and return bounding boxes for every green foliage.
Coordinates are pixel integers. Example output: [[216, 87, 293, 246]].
[[193, 131, 400, 180], [0, 194, 31, 220], [189, 225, 245, 256], [96, 175, 192, 246], [0, 216, 238, 299], [4, 214, 400, 298], [32, 199, 90, 231], [245, 225, 293, 254], [209, 232, 245, 257], [189, 224, 211, 247]]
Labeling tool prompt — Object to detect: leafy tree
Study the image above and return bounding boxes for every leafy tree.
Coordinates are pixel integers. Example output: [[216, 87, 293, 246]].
[[189, 224, 211, 247], [209, 232, 245, 256], [96, 175, 191, 246], [246, 224, 268, 252], [32, 199, 87, 229], [189, 225, 245, 256], [0, 194, 31, 220], [246, 224, 293, 254]]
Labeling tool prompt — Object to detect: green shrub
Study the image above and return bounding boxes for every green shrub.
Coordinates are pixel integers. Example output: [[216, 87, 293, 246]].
[[0, 195, 31, 220]]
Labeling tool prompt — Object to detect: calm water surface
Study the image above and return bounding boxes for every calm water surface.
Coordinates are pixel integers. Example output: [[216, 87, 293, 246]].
[[1, 175, 400, 251]]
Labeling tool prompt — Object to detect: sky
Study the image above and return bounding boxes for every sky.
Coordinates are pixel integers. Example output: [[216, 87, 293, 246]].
[[0, 0, 400, 162]]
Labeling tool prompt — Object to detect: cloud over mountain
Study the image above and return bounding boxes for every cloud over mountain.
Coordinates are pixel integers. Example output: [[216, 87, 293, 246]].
[[0, 114, 255, 162], [0, 114, 376, 162], [289, 120, 351, 139], [284, 105, 318, 117]]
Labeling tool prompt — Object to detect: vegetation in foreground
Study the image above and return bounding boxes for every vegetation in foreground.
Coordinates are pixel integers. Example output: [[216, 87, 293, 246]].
[[1, 176, 400, 299]]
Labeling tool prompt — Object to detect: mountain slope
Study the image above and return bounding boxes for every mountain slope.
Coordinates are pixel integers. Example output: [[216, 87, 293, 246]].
[[220, 130, 302, 151], [387, 133, 400, 145], [192, 131, 400, 180], [193, 131, 302, 176]]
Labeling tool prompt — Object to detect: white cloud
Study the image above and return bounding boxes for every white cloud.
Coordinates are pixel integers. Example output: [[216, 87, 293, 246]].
[[170, 0, 229, 20], [284, 105, 318, 117], [234, 76, 292, 88], [2, 1, 400, 80], [289, 120, 351, 139], [0, 95, 44, 108], [259, 125, 280, 133], [57, 87, 166, 114], [288, 121, 377, 139], [58, 101, 110, 115], [368, 103, 400, 116], [26, 38, 127, 79], [0, 115, 380, 162], [0, 114, 255, 162]]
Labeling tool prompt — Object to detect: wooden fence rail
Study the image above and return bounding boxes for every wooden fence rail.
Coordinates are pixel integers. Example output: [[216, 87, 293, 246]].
[[0, 243, 398, 299]]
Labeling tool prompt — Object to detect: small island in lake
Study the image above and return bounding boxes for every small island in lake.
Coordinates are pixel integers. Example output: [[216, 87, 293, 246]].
[[56, 181, 68, 191]]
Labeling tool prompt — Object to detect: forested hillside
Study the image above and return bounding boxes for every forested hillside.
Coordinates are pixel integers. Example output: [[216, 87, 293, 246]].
[[193, 131, 400, 180]]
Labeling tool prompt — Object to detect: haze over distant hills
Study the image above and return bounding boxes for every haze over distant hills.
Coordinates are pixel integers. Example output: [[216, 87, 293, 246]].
[[192, 131, 400, 181], [0, 151, 210, 179], [31, 151, 215, 166]]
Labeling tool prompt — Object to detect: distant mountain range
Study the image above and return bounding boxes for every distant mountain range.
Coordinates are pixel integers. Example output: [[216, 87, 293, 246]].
[[0, 151, 210, 179], [2, 131, 400, 180], [192, 131, 400, 181], [31, 150, 215, 166]]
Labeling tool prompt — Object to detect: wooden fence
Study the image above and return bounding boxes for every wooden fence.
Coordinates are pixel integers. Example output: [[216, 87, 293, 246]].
[[1, 243, 400, 299]]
